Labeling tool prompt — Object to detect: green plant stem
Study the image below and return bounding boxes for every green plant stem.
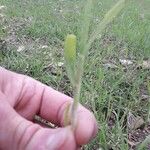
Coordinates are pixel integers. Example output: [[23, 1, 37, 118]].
[[147, 80, 150, 122], [65, 0, 128, 129], [71, 55, 85, 128]]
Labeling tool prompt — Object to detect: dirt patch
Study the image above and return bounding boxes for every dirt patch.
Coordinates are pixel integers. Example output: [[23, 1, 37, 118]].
[[128, 122, 150, 149], [4, 17, 32, 47]]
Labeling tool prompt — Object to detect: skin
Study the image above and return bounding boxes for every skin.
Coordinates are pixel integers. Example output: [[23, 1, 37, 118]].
[[0, 67, 98, 150]]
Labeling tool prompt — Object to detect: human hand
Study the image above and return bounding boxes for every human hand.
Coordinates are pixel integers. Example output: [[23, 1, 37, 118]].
[[0, 67, 97, 150]]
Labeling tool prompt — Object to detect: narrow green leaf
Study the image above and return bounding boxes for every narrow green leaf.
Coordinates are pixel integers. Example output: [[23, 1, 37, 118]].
[[88, 0, 126, 50], [104, 0, 126, 24], [147, 80, 150, 121], [79, 0, 94, 55], [148, 80, 150, 94]]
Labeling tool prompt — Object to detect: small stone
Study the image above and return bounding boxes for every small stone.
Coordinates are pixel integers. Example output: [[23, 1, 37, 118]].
[[127, 112, 145, 130], [119, 59, 133, 66], [142, 60, 150, 69], [0, 6, 7, 11], [57, 62, 64, 67], [141, 94, 150, 100], [17, 45, 25, 52], [41, 45, 48, 49], [103, 63, 117, 69]]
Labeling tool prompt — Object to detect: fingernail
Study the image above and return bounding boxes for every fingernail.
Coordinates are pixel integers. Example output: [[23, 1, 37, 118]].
[[46, 129, 67, 150]]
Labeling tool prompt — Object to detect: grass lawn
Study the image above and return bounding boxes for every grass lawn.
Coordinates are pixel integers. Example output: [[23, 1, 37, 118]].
[[0, 0, 150, 149]]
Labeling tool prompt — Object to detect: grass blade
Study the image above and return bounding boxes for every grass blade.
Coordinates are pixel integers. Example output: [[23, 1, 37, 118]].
[[137, 134, 150, 150], [79, 0, 94, 56], [87, 0, 127, 50]]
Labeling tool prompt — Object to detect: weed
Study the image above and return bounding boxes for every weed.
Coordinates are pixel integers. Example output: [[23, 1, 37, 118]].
[[63, 0, 127, 129]]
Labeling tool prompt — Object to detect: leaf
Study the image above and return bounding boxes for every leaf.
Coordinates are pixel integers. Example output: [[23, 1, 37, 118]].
[[88, 0, 127, 50], [79, 0, 94, 55], [103, 0, 126, 23], [148, 80, 150, 94]]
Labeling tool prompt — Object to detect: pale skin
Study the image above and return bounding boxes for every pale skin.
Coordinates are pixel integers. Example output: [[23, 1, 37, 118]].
[[0, 67, 97, 150]]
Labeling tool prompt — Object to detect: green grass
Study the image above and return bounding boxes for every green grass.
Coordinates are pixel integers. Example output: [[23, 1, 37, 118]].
[[0, 0, 150, 149]]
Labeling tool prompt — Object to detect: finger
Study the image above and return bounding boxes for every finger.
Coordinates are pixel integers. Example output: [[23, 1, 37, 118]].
[[0, 67, 71, 123], [0, 68, 98, 145], [26, 127, 76, 150], [0, 92, 76, 150], [19, 79, 97, 145], [59, 102, 98, 145], [36, 84, 98, 145]]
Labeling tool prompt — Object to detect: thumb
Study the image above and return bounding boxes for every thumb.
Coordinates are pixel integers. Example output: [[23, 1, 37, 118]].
[[0, 92, 76, 150], [26, 127, 76, 150]]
